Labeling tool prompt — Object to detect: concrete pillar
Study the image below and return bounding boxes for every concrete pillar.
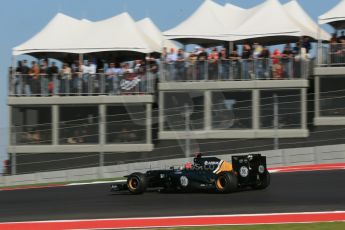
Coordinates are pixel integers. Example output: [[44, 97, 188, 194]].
[[204, 90, 212, 130], [301, 88, 307, 130], [99, 104, 106, 147], [8, 106, 12, 146], [52, 105, 59, 145], [315, 76, 320, 119], [253, 90, 260, 130], [146, 103, 152, 144], [98, 104, 106, 178], [159, 91, 164, 132]]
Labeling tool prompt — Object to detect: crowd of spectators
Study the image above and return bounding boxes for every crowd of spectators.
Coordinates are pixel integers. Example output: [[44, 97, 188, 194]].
[[329, 31, 345, 64], [12, 56, 159, 97], [161, 38, 311, 81], [11, 38, 313, 96]]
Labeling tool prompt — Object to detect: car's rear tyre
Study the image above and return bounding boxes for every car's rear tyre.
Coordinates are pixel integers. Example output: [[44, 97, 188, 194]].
[[253, 171, 270, 190], [127, 173, 147, 194], [215, 172, 237, 193]]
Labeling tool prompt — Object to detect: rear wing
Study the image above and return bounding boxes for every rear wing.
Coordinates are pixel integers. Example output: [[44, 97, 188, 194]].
[[231, 154, 267, 175]]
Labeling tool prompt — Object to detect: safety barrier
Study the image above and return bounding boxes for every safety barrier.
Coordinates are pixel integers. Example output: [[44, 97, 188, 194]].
[[1, 143, 345, 187]]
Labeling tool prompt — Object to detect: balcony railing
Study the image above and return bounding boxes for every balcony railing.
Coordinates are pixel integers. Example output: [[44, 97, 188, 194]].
[[8, 72, 156, 97], [318, 43, 345, 66], [161, 58, 309, 82]]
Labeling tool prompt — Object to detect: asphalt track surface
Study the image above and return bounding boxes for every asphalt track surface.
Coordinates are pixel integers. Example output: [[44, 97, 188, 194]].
[[0, 170, 345, 222]]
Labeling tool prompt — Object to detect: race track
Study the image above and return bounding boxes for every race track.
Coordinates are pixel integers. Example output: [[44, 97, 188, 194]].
[[0, 170, 344, 222]]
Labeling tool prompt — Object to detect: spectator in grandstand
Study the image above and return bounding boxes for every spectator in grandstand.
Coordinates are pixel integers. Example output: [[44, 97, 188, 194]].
[[281, 44, 293, 79], [146, 54, 159, 93], [167, 48, 177, 62], [302, 36, 311, 54], [253, 43, 263, 79], [49, 62, 59, 95], [187, 49, 198, 80], [208, 47, 219, 80], [253, 43, 263, 59], [230, 49, 241, 80], [29, 61, 40, 95], [197, 47, 208, 80], [241, 42, 252, 80], [259, 46, 271, 79], [17, 59, 32, 96], [338, 31, 345, 42], [39, 59, 50, 96], [272, 49, 283, 79], [82, 60, 97, 94], [133, 59, 146, 93], [166, 48, 177, 81], [71, 60, 83, 95], [59, 63, 72, 95], [219, 48, 229, 80], [122, 62, 134, 74], [14, 60, 23, 96], [176, 49, 187, 81], [106, 62, 122, 95], [161, 47, 168, 62]]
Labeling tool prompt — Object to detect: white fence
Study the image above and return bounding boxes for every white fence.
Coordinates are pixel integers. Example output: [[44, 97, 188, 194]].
[[1, 143, 345, 187]]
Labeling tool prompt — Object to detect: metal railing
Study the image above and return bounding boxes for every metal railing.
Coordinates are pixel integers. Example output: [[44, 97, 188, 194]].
[[161, 58, 310, 82], [318, 43, 345, 66], [8, 72, 157, 97]]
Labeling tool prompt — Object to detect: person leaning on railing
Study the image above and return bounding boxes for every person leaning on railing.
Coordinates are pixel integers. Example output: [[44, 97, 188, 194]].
[[59, 63, 72, 95], [241, 42, 252, 80], [271, 49, 283, 80], [229, 49, 241, 80], [29, 61, 40, 96], [208, 47, 219, 80], [197, 47, 208, 80], [176, 49, 187, 81], [40, 59, 50, 96], [281, 44, 294, 79], [219, 48, 229, 80], [258, 46, 270, 79], [146, 54, 159, 93]]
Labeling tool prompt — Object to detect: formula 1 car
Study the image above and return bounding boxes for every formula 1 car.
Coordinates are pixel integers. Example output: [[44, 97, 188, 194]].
[[110, 154, 270, 194]]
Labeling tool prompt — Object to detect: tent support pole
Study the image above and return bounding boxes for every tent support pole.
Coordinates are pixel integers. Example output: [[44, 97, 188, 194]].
[[79, 54, 83, 65], [229, 41, 234, 55], [317, 26, 322, 65]]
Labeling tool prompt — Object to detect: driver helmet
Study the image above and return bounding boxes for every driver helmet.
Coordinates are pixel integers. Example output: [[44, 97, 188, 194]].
[[184, 162, 192, 170]]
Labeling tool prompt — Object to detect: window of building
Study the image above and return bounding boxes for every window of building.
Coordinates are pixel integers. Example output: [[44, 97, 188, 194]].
[[106, 105, 146, 144], [163, 92, 204, 131], [59, 106, 99, 144], [320, 77, 345, 116], [11, 107, 52, 145], [260, 90, 301, 129], [212, 91, 252, 130]]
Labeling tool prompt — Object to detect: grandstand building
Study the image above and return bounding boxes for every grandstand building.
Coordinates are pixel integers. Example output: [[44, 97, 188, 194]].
[[6, 0, 345, 174]]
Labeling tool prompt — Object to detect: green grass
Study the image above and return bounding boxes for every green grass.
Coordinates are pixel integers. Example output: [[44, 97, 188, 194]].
[[152, 222, 345, 230], [0, 177, 124, 189]]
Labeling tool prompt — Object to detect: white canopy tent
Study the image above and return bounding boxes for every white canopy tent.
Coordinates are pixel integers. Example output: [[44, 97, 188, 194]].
[[319, 0, 345, 29], [227, 0, 313, 44], [13, 12, 161, 59], [222, 3, 260, 35], [80, 12, 161, 54], [136, 17, 179, 51], [284, 0, 330, 41], [13, 13, 88, 56], [164, 0, 230, 45]]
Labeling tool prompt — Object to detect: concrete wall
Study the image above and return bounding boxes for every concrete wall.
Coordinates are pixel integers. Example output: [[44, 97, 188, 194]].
[[1, 143, 345, 187]]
